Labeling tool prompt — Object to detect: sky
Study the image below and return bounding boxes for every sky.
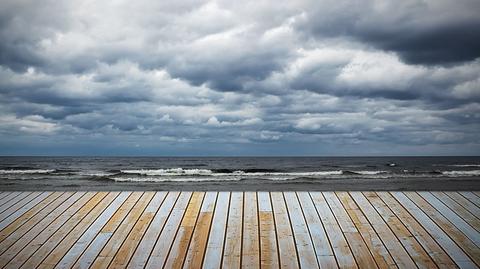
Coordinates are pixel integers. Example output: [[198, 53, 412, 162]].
[[0, 0, 479, 156]]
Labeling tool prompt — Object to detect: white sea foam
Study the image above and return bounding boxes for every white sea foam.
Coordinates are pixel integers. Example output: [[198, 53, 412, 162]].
[[354, 171, 387, 175], [0, 169, 55, 174], [120, 168, 214, 176], [449, 164, 480, 167], [442, 170, 480, 176]]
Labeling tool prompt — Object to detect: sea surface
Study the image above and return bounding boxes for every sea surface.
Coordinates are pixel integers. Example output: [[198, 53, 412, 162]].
[[0, 156, 479, 191]]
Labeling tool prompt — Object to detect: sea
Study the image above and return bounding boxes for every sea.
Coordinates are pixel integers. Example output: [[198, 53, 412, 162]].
[[0, 156, 479, 191]]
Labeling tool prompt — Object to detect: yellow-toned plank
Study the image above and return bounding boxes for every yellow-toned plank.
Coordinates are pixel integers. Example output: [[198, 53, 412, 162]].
[[222, 192, 243, 269], [336, 192, 396, 269], [242, 192, 260, 269], [202, 192, 230, 269], [364, 192, 436, 268], [392, 192, 476, 268], [271, 192, 299, 269], [310, 192, 357, 269], [145, 192, 192, 268], [324, 192, 378, 269], [0, 192, 94, 268], [405, 192, 480, 267], [163, 192, 205, 269], [258, 192, 280, 269], [74, 192, 143, 269], [350, 192, 416, 269], [109, 192, 167, 269], [127, 192, 179, 268], [284, 192, 319, 269], [183, 192, 217, 269], [90, 192, 155, 269], [377, 192, 455, 269]]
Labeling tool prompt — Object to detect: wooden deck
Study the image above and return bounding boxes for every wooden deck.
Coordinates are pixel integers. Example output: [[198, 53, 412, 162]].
[[0, 192, 479, 268]]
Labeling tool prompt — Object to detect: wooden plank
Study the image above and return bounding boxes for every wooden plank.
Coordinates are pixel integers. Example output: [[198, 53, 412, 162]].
[[297, 192, 337, 268], [419, 192, 480, 246], [222, 192, 244, 269], [109, 192, 167, 269], [404, 192, 480, 267], [324, 192, 378, 269], [376, 192, 456, 269], [202, 192, 230, 269], [363, 192, 436, 268], [271, 192, 299, 269], [90, 192, 155, 268], [433, 192, 480, 233], [145, 192, 192, 268], [0, 192, 35, 218], [241, 192, 260, 269], [0, 192, 65, 243], [74, 192, 144, 269], [350, 192, 417, 269], [0, 192, 19, 207], [0, 192, 94, 268], [0, 192, 52, 231], [392, 192, 477, 268], [183, 192, 217, 269], [444, 192, 480, 218], [284, 192, 319, 269], [257, 192, 280, 269], [163, 192, 205, 269], [460, 192, 480, 207], [16, 192, 118, 269], [127, 192, 179, 268], [50, 192, 132, 268], [0, 192, 32, 215], [0, 192, 11, 202], [310, 192, 357, 269], [336, 192, 396, 269]]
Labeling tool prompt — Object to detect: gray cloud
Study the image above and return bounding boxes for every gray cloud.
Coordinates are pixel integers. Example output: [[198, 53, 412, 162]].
[[0, 0, 479, 155]]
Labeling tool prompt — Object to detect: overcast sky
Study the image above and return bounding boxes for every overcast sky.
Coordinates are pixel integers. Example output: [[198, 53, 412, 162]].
[[0, 0, 479, 156]]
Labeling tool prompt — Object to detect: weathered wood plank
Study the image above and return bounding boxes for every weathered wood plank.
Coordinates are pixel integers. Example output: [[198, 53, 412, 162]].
[[74, 192, 144, 269], [324, 192, 378, 269], [145, 192, 192, 269], [163, 192, 205, 269], [392, 192, 477, 268], [0, 192, 32, 215], [258, 192, 280, 269], [444, 192, 480, 217], [459, 192, 480, 208], [405, 192, 480, 267], [364, 191, 436, 268], [432, 192, 480, 233], [419, 192, 480, 246], [0, 192, 39, 221], [52, 192, 132, 268], [90, 192, 155, 269], [350, 192, 417, 269], [336, 192, 396, 269], [284, 192, 319, 269], [0, 192, 52, 232], [310, 192, 357, 269], [109, 192, 167, 269], [222, 192, 243, 269], [242, 192, 260, 269], [127, 192, 179, 268], [377, 192, 455, 269], [183, 192, 217, 269], [203, 192, 230, 269], [271, 192, 299, 269], [16, 192, 115, 269], [0, 192, 65, 243]]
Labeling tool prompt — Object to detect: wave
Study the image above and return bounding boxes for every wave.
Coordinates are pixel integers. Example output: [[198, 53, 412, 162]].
[[448, 164, 480, 167], [0, 169, 55, 174], [442, 170, 480, 176]]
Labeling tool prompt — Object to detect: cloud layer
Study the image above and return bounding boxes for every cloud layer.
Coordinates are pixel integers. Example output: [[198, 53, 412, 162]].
[[0, 0, 479, 155]]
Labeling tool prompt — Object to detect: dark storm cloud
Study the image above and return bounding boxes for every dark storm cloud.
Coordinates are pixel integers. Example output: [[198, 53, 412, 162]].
[[0, 0, 479, 155], [297, 0, 480, 65]]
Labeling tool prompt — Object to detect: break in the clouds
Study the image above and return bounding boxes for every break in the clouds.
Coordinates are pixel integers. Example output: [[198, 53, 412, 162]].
[[0, 0, 479, 155]]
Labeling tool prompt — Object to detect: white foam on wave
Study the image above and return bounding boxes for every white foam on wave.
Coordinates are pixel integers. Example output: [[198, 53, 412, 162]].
[[442, 170, 480, 176], [111, 176, 242, 182], [448, 164, 480, 167], [354, 171, 387, 175], [0, 169, 55, 174], [120, 168, 214, 176]]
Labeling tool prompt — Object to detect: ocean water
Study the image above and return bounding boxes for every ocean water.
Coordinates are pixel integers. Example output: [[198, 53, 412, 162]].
[[0, 156, 479, 191]]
